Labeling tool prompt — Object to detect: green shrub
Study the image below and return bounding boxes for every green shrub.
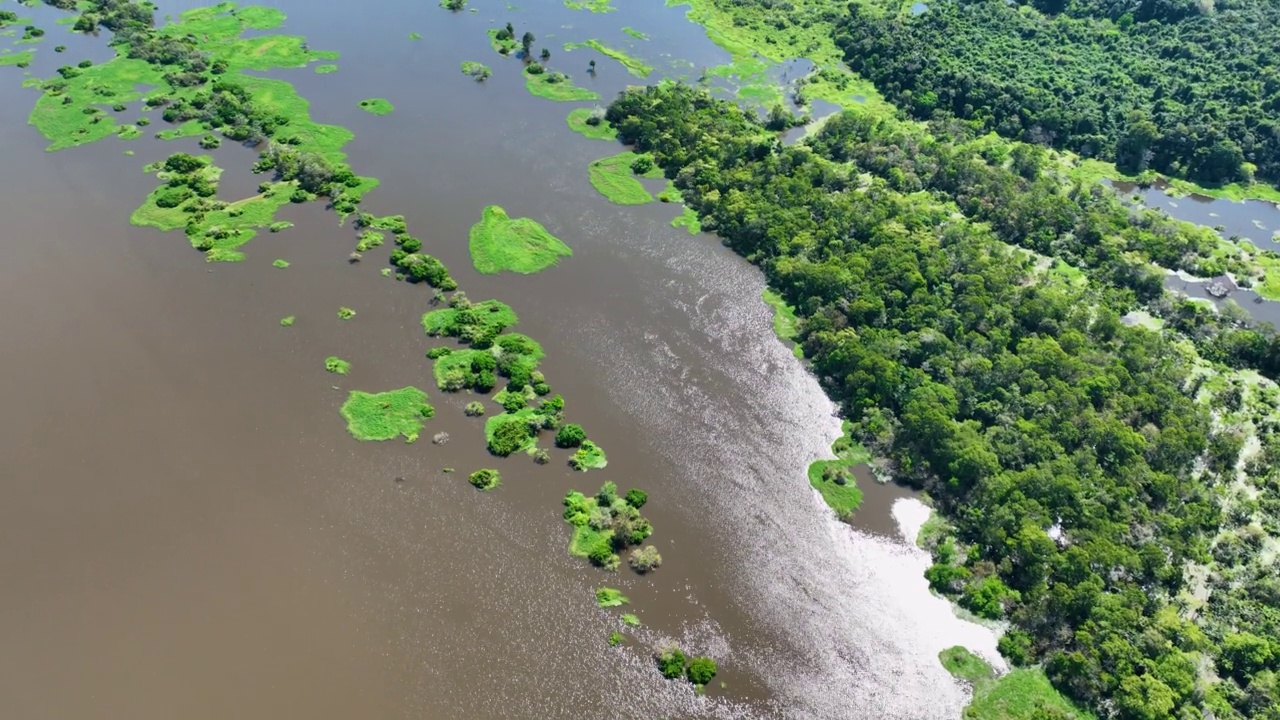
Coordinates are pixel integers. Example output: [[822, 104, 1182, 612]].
[[595, 481, 617, 505], [624, 488, 648, 508], [155, 186, 193, 208], [501, 393, 527, 413], [556, 423, 586, 448], [399, 235, 422, 253], [687, 657, 717, 685], [468, 468, 501, 490], [464, 401, 486, 416], [658, 648, 687, 680], [488, 416, 532, 456], [629, 545, 661, 573], [426, 347, 452, 359]]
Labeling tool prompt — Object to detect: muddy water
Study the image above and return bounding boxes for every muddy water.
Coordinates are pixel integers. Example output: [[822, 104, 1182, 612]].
[[0, 2, 997, 718]]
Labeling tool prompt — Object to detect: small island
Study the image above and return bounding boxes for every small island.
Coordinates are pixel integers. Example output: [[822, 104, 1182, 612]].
[[468, 205, 572, 275], [340, 387, 434, 443], [562, 481, 656, 571], [357, 98, 395, 115], [588, 151, 663, 205]]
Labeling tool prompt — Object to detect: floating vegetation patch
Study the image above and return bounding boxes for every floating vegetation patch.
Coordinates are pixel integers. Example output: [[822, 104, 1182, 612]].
[[588, 151, 662, 205], [468, 205, 572, 275], [357, 98, 395, 115], [563, 39, 652, 78], [524, 66, 598, 102], [340, 387, 434, 442], [325, 356, 351, 375], [566, 107, 616, 141]]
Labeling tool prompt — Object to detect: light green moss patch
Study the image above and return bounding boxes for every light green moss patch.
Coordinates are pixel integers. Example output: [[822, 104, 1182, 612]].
[[272, 258, 289, 268], [566, 107, 616, 140], [325, 356, 351, 375], [622, 27, 648, 40], [469, 205, 572, 275], [340, 387, 434, 443], [314, 63, 337, 74], [940, 647, 994, 684], [410, 32, 422, 40], [588, 151, 661, 205], [357, 98, 394, 115], [279, 315, 295, 326], [563, 39, 652, 78], [524, 67, 598, 102], [621, 613, 641, 626]]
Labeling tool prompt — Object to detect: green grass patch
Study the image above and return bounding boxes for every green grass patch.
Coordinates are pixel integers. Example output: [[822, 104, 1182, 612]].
[[156, 120, 206, 141], [488, 28, 519, 55], [340, 387, 434, 443], [272, 258, 289, 268], [460, 60, 491, 80], [468, 205, 573, 275], [622, 27, 648, 40], [672, 205, 702, 235], [279, 315, 295, 327], [314, 63, 337, 74], [325, 356, 351, 375], [564, 0, 615, 11], [338, 306, 356, 320], [621, 613, 641, 626], [762, 287, 801, 357], [563, 39, 652, 78], [940, 647, 994, 684], [0, 50, 34, 66], [432, 349, 486, 391], [524, 66, 599, 102], [596, 587, 629, 607], [410, 32, 422, 40], [570, 439, 607, 470], [588, 151, 661, 205], [357, 98, 394, 115], [566, 107, 616, 141], [807, 423, 870, 521], [965, 668, 1097, 720]]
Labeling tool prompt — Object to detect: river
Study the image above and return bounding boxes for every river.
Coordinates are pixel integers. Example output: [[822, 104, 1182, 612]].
[[0, 1, 999, 718]]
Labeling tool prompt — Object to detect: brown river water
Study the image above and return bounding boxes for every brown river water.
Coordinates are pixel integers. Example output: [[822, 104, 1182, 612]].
[[0, 1, 1002, 718]]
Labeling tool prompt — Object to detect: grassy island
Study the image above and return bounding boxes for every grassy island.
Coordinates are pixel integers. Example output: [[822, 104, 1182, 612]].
[[314, 63, 337, 74], [806, 422, 869, 522], [761, 288, 802, 358], [566, 107, 616, 141], [340, 387, 434, 443], [588, 151, 663, 205], [468, 205, 572, 275], [564, 0, 614, 11], [523, 66, 598, 102], [357, 98, 394, 115], [563, 40, 652, 78], [562, 481, 653, 570], [460, 60, 491, 80], [569, 439, 607, 470]]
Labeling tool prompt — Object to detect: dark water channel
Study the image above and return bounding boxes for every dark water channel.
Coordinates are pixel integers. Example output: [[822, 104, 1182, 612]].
[[0, 2, 998, 718]]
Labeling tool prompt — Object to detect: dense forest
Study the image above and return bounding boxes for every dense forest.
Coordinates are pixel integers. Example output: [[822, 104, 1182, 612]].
[[834, 0, 1280, 186], [608, 82, 1280, 719]]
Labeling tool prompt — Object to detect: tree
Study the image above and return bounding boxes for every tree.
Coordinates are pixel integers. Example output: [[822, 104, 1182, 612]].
[[556, 423, 586, 447], [501, 392, 526, 413], [521, 31, 535, 57], [657, 648, 687, 679], [540, 47, 550, 61], [163, 152, 206, 174], [588, 59, 596, 74], [624, 488, 648, 508], [468, 468, 500, 490], [488, 416, 531, 456], [629, 545, 661, 573], [687, 657, 717, 685]]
